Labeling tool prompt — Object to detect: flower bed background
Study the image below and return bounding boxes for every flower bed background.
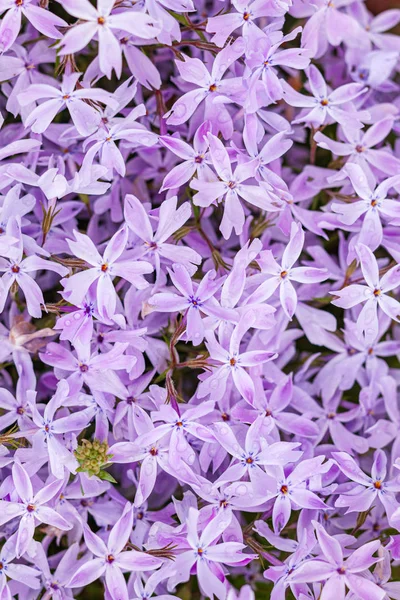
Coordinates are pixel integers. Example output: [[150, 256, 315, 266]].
[[0, 0, 400, 599]]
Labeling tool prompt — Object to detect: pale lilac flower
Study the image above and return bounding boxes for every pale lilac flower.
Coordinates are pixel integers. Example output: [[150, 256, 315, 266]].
[[124, 194, 201, 277], [246, 222, 328, 319], [282, 65, 367, 132], [159, 121, 213, 192], [18, 72, 119, 136], [22, 379, 95, 479], [165, 38, 245, 139], [148, 264, 230, 345], [40, 341, 134, 398], [288, 521, 385, 600], [331, 164, 400, 251], [0, 0, 67, 53], [198, 314, 277, 404], [331, 243, 400, 344], [299, 0, 362, 58], [245, 27, 311, 107], [0, 462, 71, 558], [333, 450, 400, 528], [167, 508, 256, 600], [212, 419, 302, 486], [58, 0, 161, 78], [0, 531, 41, 595], [0, 218, 68, 318], [191, 133, 280, 239], [206, 0, 285, 48], [68, 502, 164, 600], [79, 105, 158, 179], [267, 456, 331, 533], [314, 118, 400, 177], [62, 227, 153, 321]]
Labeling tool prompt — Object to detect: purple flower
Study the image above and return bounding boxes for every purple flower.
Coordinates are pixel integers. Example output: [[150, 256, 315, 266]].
[[198, 314, 276, 404], [124, 194, 201, 278], [165, 38, 245, 138], [333, 450, 400, 528], [18, 72, 119, 136], [331, 164, 400, 251], [167, 508, 257, 600], [288, 520, 385, 600], [68, 502, 164, 600], [0, 531, 41, 595], [331, 243, 400, 344], [247, 222, 329, 319], [0, 462, 71, 558], [148, 264, 230, 345], [0, 218, 68, 318], [62, 227, 153, 321], [0, 0, 67, 53], [58, 0, 161, 78], [282, 65, 367, 132], [191, 133, 280, 239]]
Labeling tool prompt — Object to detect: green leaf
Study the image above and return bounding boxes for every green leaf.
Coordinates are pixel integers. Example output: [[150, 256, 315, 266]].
[[98, 470, 117, 484]]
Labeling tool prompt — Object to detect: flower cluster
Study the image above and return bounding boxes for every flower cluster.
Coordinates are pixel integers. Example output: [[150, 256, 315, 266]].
[[0, 0, 400, 599]]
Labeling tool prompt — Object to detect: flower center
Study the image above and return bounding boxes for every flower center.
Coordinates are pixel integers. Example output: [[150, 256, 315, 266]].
[[195, 155, 204, 164], [149, 447, 158, 456], [229, 357, 237, 367], [106, 554, 115, 563], [374, 480, 382, 489], [373, 288, 381, 297], [221, 412, 230, 421], [101, 263, 108, 272], [27, 504, 35, 512], [17, 406, 25, 415], [98, 16, 106, 25], [320, 99, 329, 106], [11, 265, 20, 273], [75, 439, 112, 478], [62, 94, 70, 101], [280, 270, 288, 279], [355, 145, 364, 153], [280, 485, 289, 495], [79, 364, 89, 372], [209, 84, 217, 92], [246, 456, 254, 464], [327, 412, 336, 419], [337, 566, 346, 575], [243, 11, 251, 20], [189, 295, 202, 307]]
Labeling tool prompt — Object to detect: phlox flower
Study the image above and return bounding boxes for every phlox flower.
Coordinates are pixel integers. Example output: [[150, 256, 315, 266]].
[[288, 521, 385, 600], [67, 502, 164, 600], [331, 243, 400, 344], [282, 65, 367, 132], [61, 226, 153, 322], [246, 222, 328, 319], [198, 313, 277, 404], [0, 462, 72, 558], [58, 0, 161, 79]]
